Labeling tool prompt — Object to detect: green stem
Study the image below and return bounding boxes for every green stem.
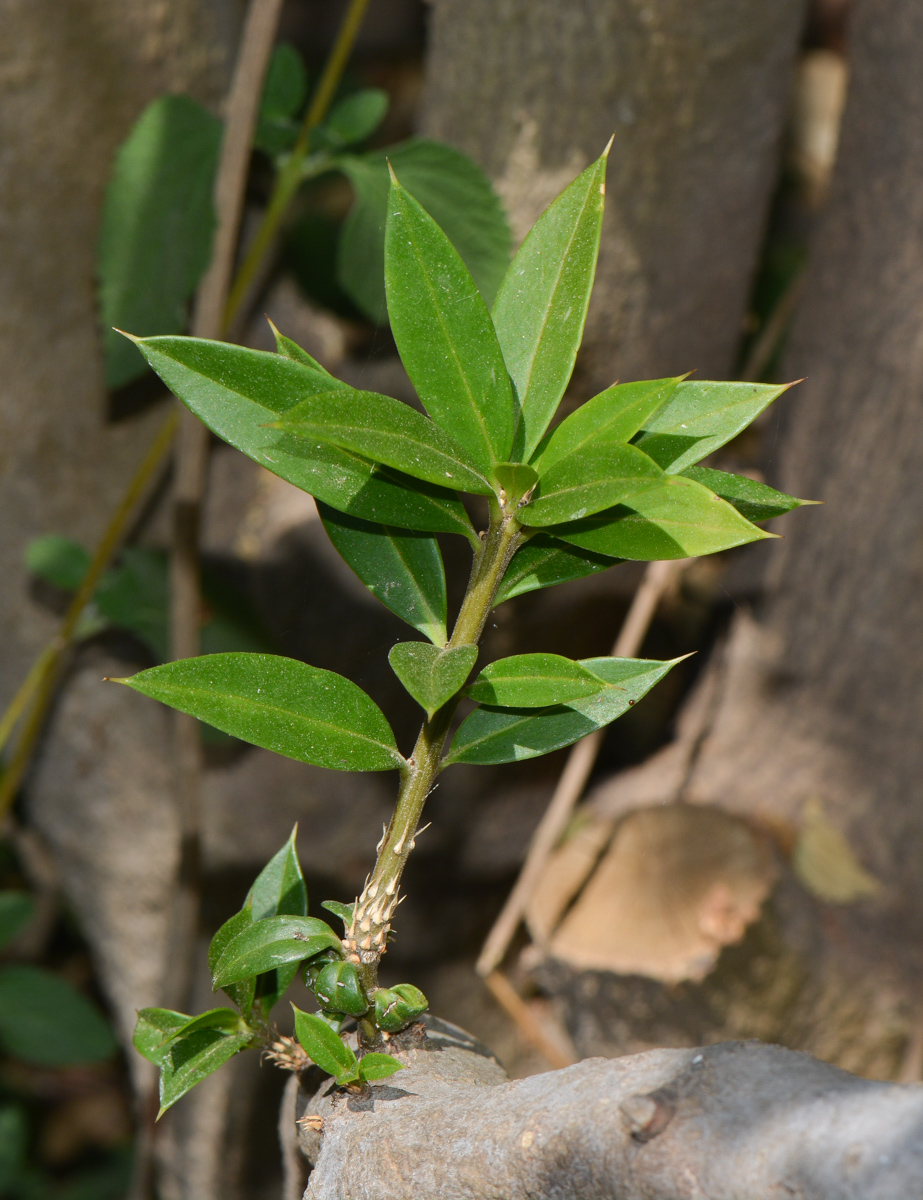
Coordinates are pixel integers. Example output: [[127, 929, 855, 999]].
[[223, 0, 371, 328], [347, 505, 524, 998]]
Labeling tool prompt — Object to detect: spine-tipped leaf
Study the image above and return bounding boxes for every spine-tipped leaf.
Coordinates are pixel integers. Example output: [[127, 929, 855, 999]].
[[492, 151, 609, 459], [115, 653, 404, 772], [319, 505, 448, 645], [445, 656, 684, 766], [466, 653, 611, 707], [249, 827, 308, 920], [550, 475, 772, 560], [634, 380, 793, 473], [274, 389, 493, 495], [385, 174, 516, 472], [522, 441, 664, 526], [681, 466, 813, 522], [531, 377, 684, 473], [129, 335, 474, 538]]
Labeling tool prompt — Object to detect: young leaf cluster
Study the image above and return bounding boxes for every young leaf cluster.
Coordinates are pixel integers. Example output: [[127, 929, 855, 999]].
[[121, 143, 808, 1109]]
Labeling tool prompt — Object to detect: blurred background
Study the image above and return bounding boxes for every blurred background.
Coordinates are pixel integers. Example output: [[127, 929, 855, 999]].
[[5, 0, 923, 1197]]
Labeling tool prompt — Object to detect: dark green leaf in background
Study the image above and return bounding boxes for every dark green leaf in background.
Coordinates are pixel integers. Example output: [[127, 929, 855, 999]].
[[0, 893, 34, 951], [388, 642, 477, 718], [466, 653, 609, 707], [551, 475, 772, 560], [445, 656, 683, 766], [292, 1006, 359, 1083], [25, 536, 90, 592], [321, 89, 388, 148], [211, 915, 342, 989], [275, 388, 493, 494], [158, 1026, 252, 1115], [0, 965, 116, 1066], [338, 138, 511, 322], [134, 1008, 193, 1065], [385, 175, 516, 473], [319, 504, 448, 645], [255, 43, 308, 157], [0, 1104, 27, 1194], [681, 466, 812, 522], [494, 535, 621, 604], [116, 653, 404, 771], [522, 441, 663, 526], [634, 380, 792, 473], [131, 335, 475, 538], [249, 826, 308, 920], [492, 150, 609, 460], [532, 376, 684, 472], [99, 96, 221, 388]]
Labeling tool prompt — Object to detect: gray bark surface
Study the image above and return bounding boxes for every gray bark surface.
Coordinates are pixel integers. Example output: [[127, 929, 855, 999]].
[[299, 1033, 923, 1199], [0, 0, 238, 707], [421, 0, 805, 396], [558, 0, 923, 1072]]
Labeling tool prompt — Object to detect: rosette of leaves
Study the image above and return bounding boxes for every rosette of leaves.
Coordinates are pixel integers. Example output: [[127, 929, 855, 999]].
[[116, 145, 809, 1110]]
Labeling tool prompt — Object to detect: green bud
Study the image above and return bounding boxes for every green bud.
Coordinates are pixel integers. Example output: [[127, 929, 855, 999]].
[[373, 983, 428, 1032], [314, 960, 369, 1017], [302, 949, 339, 987]]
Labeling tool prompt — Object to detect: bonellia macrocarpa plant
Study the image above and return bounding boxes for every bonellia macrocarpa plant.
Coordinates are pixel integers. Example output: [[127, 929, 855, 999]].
[[117, 145, 807, 1114]]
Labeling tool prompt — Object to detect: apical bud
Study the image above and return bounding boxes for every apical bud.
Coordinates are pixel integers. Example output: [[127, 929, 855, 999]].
[[313, 960, 369, 1017], [373, 983, 428, 1032]]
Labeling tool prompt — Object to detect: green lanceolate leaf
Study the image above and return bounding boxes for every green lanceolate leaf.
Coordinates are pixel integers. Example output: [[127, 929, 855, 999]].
[[385, 173, 516, 473], [492, 150, 609, 460], [270, 320, 331, 375], [274, 389, 493, 495], [521, 441, 664, 526], [494, 535, 621, 604], [550, 475, 772, 560], [208, 906, 255, 1014], [493, 463, 539, 505], [0, 893, 34, 951], [250, 827, 308, 920], [318, 505, 448, 645], [159, 1008, 245, 1049], [532, 377, 684, 473], [445, 656, 683, 766], [99, 96, 221, 388], [212, 916, 342, 990], [634, 380, 793, 473], [0, 966, 116, 1067], [134, 1009, 192, 1065], [681, 466, 813, 522], [115, 653, 404, 772], [321, 901, 355, 930], [159, 1026, 252, 1115], [466, 653, 610, 707], [338, 138, 510, 323], [129, 336, 474, 538], [292, 1006, 359, 1083], [358, 1052, 405, 1082], [388, 643, 478, 718]]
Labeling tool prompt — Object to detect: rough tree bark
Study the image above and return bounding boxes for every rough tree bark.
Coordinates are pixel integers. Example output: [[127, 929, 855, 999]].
[[421, 0, 805, 396], [536, 0, 923, 1079], [296, 1020, 923, 1199]]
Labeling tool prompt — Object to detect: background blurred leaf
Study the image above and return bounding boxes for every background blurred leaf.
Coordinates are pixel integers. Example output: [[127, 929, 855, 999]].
[[0, 965, 116, 1066], [98, 95, 222, 389], [319, 89, 389, 149], [0, 894, 34, 952], [338, 139, 510, 322], [25, 536, 90, 592], [255, 42, 308, 157]]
